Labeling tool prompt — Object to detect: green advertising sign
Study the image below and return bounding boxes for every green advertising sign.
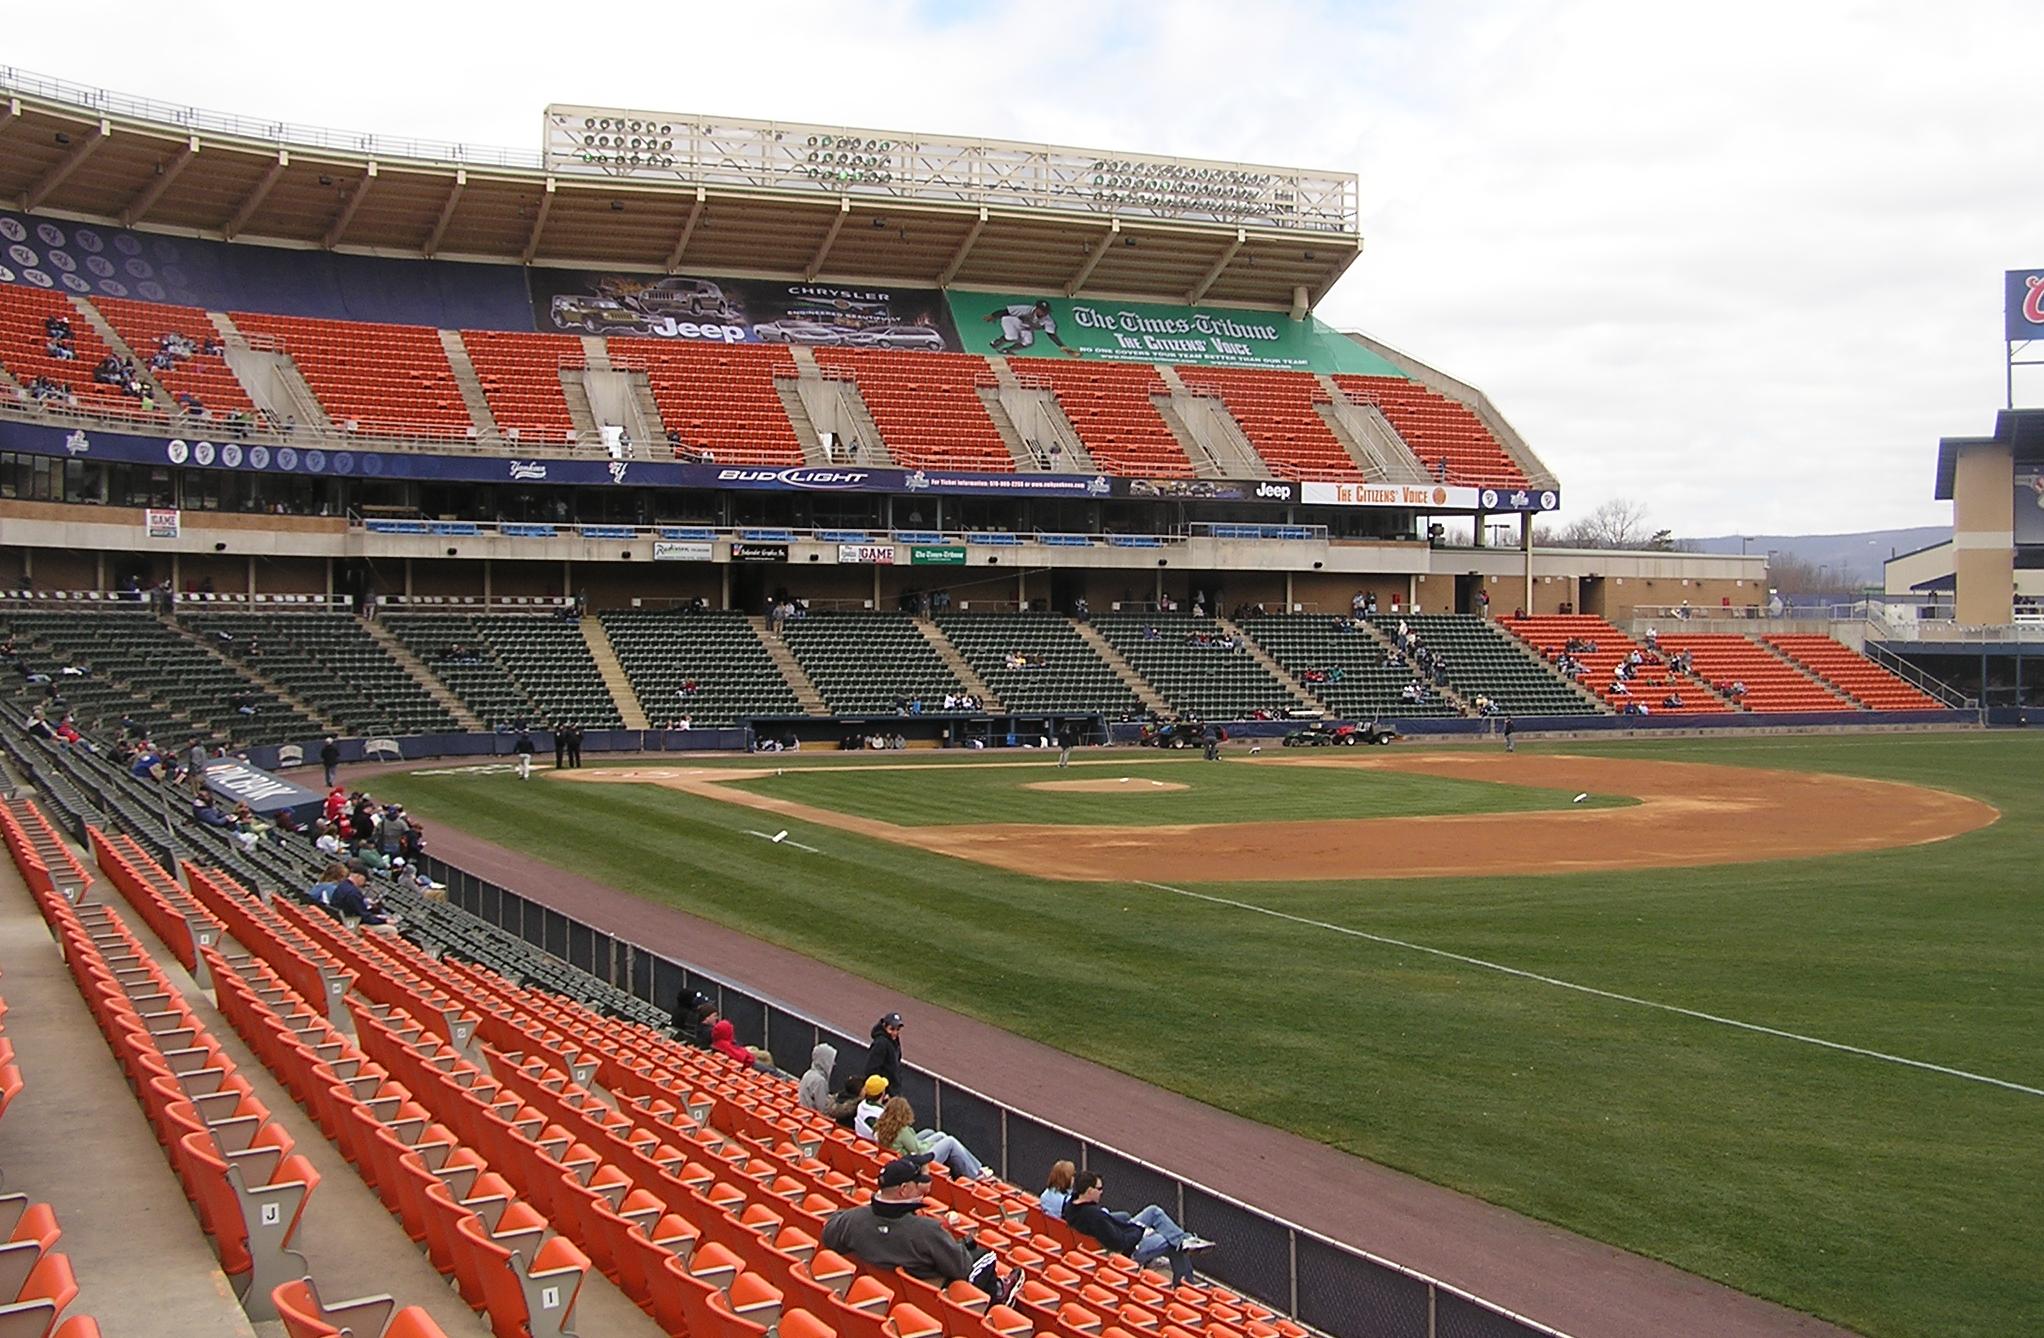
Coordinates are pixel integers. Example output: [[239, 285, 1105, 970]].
[[910, 545, 967, 565], [945, 291, 1403, 375]]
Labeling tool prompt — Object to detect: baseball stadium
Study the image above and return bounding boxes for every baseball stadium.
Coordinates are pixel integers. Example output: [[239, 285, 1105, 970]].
[[0, 61, 2035, 1338]]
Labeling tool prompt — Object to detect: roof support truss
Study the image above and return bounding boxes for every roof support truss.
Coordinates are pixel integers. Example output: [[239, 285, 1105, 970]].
[[122, 136, 198, 227], [25, 118, 110, 211], [1187, 230, 1245, 305], [664, 188, 705, 271], [1065, 219, 1119, 297], [522, 177, 556, 263], [323, 161, 377, 249], [938, 209, 988, 286], [805, 197, 850, 281], [226, 151, 289, 240], [424, 170, 465, 257]]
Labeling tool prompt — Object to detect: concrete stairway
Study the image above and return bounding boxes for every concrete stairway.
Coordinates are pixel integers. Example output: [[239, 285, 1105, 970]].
[[748, 617, 832, 716], [1752, 636, 1860, 708], [213, 312, 332, 431], [559, 371, 602, 438], [360, 621, 485, 729], [1151, 369, 1270, 478], [975, 387, 1039, 471], [1348, 617, 1479, 716], [67, 295, 175, 405], [1216, 616, 1323, 712], [580, 335, 613, 371], [776, 379, 830, 465], [626, 372, 669, 454], [163, 616, 337, 730], [436, 329, 501, 441], [1313, 376, 1434, 484], [915, 620, 1004, 711], [1071, 620, 1173, 717], [581, 616, 650, 729]]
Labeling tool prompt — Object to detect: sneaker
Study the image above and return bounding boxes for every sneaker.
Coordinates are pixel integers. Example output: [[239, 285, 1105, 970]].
[[1000, 1268, 1027, 1306], [1177, 1234, 1216, 1253]]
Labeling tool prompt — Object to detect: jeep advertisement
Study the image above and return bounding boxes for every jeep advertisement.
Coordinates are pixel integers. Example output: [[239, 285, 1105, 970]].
[[527, 267, 961, 348]]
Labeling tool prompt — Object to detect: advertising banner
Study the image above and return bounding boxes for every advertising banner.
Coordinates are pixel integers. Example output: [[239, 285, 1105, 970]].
[[201, 758, 323, 820], [1300, 480, 1560, 513], [144, 507, 181, 538], [730, 541, 788, 562], [529, 267, 960, 349], [837, 544, 897, 564], [910, 545, 967, 565], [2007, 269, 2044, 342], [1117, 476, 1296, 503], [653, 540, 713, 561], [945, 290, 1403, 375]]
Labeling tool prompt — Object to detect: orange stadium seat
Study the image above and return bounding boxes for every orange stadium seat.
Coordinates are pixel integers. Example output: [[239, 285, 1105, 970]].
[[1171, 366, 1360, 481], [812, 349, 1015, 471], [459, 330, 583, 444], [606, 338, 804, 465], [1013, 360, 1194, 476], [1763, 636, 1945, 710], [1332, 375, 1528, 488], [0, 287, 152, 418], [1499, 614, 1730, 714], [229, 311, 474, 438], [89, 296, 259, 419]]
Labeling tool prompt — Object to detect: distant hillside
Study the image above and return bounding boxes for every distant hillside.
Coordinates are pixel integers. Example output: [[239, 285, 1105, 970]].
[[1684, 527, 1947, 584]]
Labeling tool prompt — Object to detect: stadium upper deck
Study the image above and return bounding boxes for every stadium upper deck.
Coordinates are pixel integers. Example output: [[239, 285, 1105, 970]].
[[0, 67, 1358, 310]]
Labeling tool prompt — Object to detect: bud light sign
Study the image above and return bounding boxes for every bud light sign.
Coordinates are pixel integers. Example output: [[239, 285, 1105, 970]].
[[2006, 268, 2044, 342]]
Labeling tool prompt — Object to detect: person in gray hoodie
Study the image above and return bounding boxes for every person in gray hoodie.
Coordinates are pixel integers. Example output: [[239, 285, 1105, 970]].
[[799, 1043, 839, 1114]]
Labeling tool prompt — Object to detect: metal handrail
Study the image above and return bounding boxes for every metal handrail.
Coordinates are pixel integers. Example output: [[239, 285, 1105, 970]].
[[1861, 642, 1977, 709], [0, 395, 610, 457]]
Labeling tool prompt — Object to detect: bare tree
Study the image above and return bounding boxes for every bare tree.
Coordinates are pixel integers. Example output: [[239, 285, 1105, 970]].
[[1534, 498, 1667, 550]]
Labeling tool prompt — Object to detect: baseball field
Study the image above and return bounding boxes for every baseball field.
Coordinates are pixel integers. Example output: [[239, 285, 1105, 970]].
[[370, 733, 2044, 1338]]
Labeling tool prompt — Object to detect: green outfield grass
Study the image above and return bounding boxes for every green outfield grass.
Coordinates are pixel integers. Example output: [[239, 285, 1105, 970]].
[[720, 757, 1632, 826], [372, 735, 2044, 1338]]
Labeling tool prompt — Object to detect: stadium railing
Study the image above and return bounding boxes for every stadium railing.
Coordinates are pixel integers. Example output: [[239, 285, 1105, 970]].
[[414, 854, 1574, 1338]]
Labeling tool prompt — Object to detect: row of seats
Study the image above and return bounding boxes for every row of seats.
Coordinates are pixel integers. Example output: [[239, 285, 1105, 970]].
[[460, 330, 582, 444], [1171, 367, 1360, 482], [1651, 634, 1853, 714], [813, 350, 1015, 471], [1237, 614, 1457, 719], [934, 615, 1142, 717], [1333, 377, 1528, 489], [180, 612, 462, 737], [1364, 614, 1603, 716], [612, 339, 807, 465], [381, 614, 621, 729], [1089, 615, 1299, 721], [228, 313, 473, 438], [779, 614, 968, 715], [0, 847, 98, 1338], [1009, 363, 1193, 478], [0, 287, 142, 417], [92, 296, 259, 418], [1497, 615, 1729, 714], [1763, 636, 1944, 710], [601, 610, 804, 727]]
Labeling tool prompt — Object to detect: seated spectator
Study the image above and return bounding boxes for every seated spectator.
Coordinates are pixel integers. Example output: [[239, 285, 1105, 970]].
[[1061, 1170, 1213, 1285], [672, 987, 710, 1037], [709, 1017, 776, 1072], [820, 1157, 1025, 1303], [1039, 1160, 1076, 1219], [1663, 693, 1684, 709], [1610, 678, 1630, 696], [192, 794, 234, 827], [303, 861, 350, 909], [691, 1003, 719, 1049], [853, 1074, 891, 1139], [799, 1043, 855, 1118], [871, 1096, 996, 1180], [329, 866, 391, 927]]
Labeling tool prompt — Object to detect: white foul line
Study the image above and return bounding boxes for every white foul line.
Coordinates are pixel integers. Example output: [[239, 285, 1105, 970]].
[[744, 829, 821, 853], [1136, 881, 2044, 1099]]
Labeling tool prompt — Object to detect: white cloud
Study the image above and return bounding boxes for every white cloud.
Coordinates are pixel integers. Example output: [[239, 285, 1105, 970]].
[[9, 0, 2038, 534]]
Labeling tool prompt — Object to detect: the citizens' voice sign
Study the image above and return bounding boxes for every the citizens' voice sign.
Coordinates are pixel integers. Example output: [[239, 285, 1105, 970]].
[[2006, 269, 2044, 341]]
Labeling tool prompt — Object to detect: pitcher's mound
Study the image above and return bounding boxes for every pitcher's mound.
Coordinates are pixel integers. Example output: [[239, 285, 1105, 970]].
[[1024, 778, 1189, 794]]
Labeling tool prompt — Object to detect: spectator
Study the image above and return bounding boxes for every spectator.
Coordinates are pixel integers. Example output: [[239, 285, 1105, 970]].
[[303, 861, 350, 910], [1061, 1170, 1214, 1285], [192, 794, 234, 827], [672, 987, 710, 1037], [328, 867, 391, 927], [1038, 1160, 1077, 1219], [320, 736, 341, 787], [691, 1003, 720, 1049], [864, 1011, 905, 1092], [820, 1157, 1025, 1304], [709, 1017, 775, 1072], [853, 1075, 890, 1139], [798, 1043, 845, 1115], [871, 1096, 995, 1180]]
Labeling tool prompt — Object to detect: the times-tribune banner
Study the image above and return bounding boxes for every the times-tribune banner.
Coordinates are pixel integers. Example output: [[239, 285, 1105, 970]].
[[944, 291, 1405, 374], [528, 268, 961, 349], [2008, 269, 2044, 342]]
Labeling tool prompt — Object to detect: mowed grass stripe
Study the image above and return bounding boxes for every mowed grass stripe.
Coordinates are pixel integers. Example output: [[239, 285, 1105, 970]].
[[373, 733, 2044, 1338], [720, 757, 1629, 827]]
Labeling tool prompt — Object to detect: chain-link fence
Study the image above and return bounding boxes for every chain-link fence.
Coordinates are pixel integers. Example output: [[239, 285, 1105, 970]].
[[436, 868, 1570, 1338]]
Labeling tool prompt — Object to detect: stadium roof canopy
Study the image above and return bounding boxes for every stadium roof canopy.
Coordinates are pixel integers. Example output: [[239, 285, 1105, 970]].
[[0, 69, 1362, 312], [1934, 407, 2044, 499]]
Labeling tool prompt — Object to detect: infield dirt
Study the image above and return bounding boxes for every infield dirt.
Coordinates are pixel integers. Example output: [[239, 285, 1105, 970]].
[[555, 752, 1996, 882]]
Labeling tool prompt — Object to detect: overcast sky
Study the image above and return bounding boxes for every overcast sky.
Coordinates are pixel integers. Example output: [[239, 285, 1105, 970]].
[[9, 0, 2038, 535]]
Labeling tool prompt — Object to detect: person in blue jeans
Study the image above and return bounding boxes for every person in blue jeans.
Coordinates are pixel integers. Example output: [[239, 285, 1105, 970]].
[[1060, 1170, 1215, 1283]]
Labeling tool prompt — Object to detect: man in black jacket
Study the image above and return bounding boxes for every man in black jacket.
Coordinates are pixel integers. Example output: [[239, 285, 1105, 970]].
[[320, 735, 342, 787], [1061, 1170, 1213, 1284], [864, 1011, 904, 1092], [820, 1157, 1022, 1301]]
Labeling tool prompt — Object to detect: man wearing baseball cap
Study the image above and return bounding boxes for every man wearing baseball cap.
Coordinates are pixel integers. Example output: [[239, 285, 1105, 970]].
[[820, 1157, 1024, 1302], [864, 1012, 905, 1093]]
